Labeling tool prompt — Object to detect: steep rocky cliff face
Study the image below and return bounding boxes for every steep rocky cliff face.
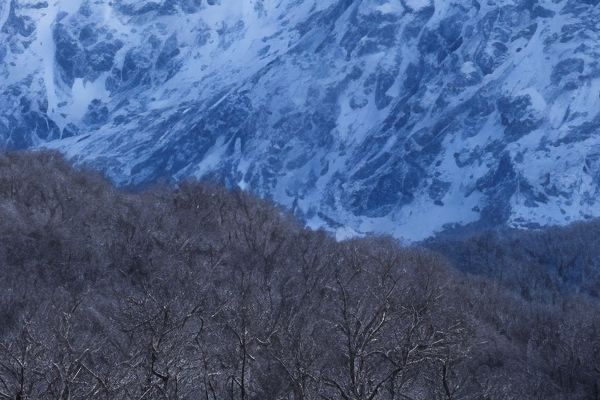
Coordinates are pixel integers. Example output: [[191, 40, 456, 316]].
[[2, 0, 600, 239]]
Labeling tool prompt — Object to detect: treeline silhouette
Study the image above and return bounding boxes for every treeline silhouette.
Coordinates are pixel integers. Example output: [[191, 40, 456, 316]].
[[0, 151, 598, 400]]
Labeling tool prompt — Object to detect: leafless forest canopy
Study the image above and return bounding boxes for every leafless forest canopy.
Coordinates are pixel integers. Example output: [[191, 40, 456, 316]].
[[0, 151, 599, 400]]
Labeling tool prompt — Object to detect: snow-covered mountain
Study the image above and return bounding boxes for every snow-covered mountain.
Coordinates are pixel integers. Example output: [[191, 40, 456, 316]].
[[2, 0, 600, 240]]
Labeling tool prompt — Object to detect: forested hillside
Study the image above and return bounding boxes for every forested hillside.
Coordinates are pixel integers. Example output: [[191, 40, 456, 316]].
[[0, 151, 599, 399], [428, 222, 600, 301]]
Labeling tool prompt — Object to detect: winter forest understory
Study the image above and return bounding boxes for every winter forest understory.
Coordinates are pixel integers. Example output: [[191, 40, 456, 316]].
[[0, 151, 599, 400]]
